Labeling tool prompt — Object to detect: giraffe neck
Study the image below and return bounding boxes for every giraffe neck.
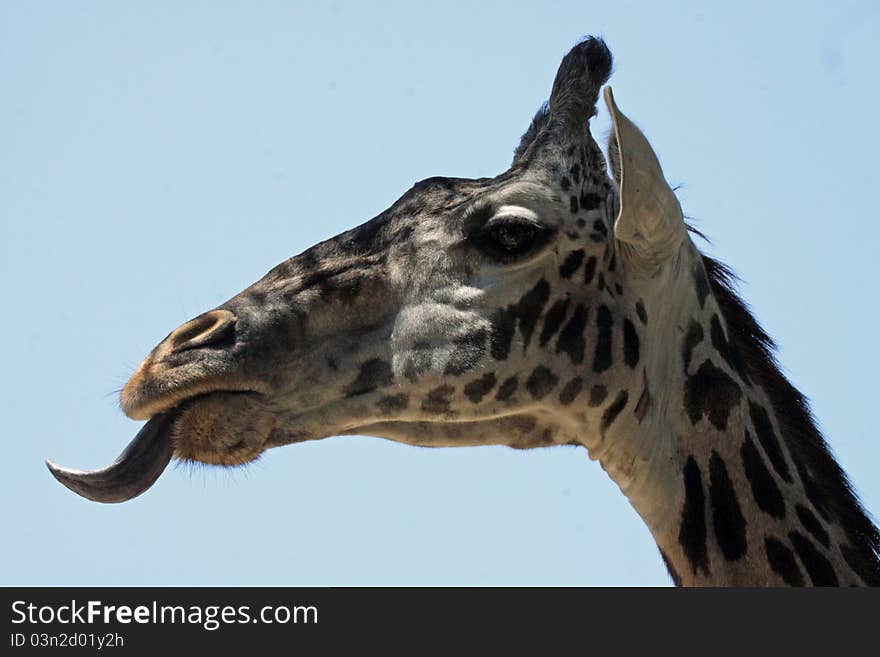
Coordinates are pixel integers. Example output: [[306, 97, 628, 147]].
[[581, 254, 880, 586]]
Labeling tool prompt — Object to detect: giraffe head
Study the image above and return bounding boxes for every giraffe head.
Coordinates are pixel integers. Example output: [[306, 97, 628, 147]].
[[48, 37, 692, 503]]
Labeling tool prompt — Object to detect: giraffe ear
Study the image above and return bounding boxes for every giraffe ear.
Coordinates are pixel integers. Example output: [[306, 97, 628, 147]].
[[604, 87, 686, 270]]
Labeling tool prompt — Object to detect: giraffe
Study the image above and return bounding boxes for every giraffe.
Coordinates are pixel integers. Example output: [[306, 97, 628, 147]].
[[48, 37, 879, 586]]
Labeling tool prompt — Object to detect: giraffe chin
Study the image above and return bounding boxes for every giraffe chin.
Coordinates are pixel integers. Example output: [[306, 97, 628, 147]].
[[169, 391, 274, 467], [46, 391, 273, 503]]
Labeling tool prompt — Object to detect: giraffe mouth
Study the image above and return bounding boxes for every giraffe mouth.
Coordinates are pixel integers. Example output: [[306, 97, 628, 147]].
[[119, 358, 270, 421]]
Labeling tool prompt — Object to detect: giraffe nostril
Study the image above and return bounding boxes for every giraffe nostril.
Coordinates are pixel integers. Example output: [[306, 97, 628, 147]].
[[167, 309, 237, 354]]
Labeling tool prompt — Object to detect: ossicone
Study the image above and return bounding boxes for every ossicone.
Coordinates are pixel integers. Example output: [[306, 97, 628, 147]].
[[548, 36, 613, 128]]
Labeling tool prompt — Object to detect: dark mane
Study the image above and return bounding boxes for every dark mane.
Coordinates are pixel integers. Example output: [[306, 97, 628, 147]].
[[701, 250, 880, 585]]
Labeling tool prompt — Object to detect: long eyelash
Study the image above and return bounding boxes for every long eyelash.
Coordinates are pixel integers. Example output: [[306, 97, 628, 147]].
[[461, 201, 494, 225]]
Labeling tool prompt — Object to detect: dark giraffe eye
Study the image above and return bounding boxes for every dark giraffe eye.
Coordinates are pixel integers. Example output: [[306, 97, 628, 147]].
[[471, 216, 553, 263]]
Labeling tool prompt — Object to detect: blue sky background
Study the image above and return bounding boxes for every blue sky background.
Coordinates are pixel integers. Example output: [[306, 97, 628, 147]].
[[2, 1, 878, 586]]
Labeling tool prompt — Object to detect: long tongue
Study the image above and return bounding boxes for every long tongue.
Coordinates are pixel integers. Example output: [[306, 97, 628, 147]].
[[46, 412, 176, 503]]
